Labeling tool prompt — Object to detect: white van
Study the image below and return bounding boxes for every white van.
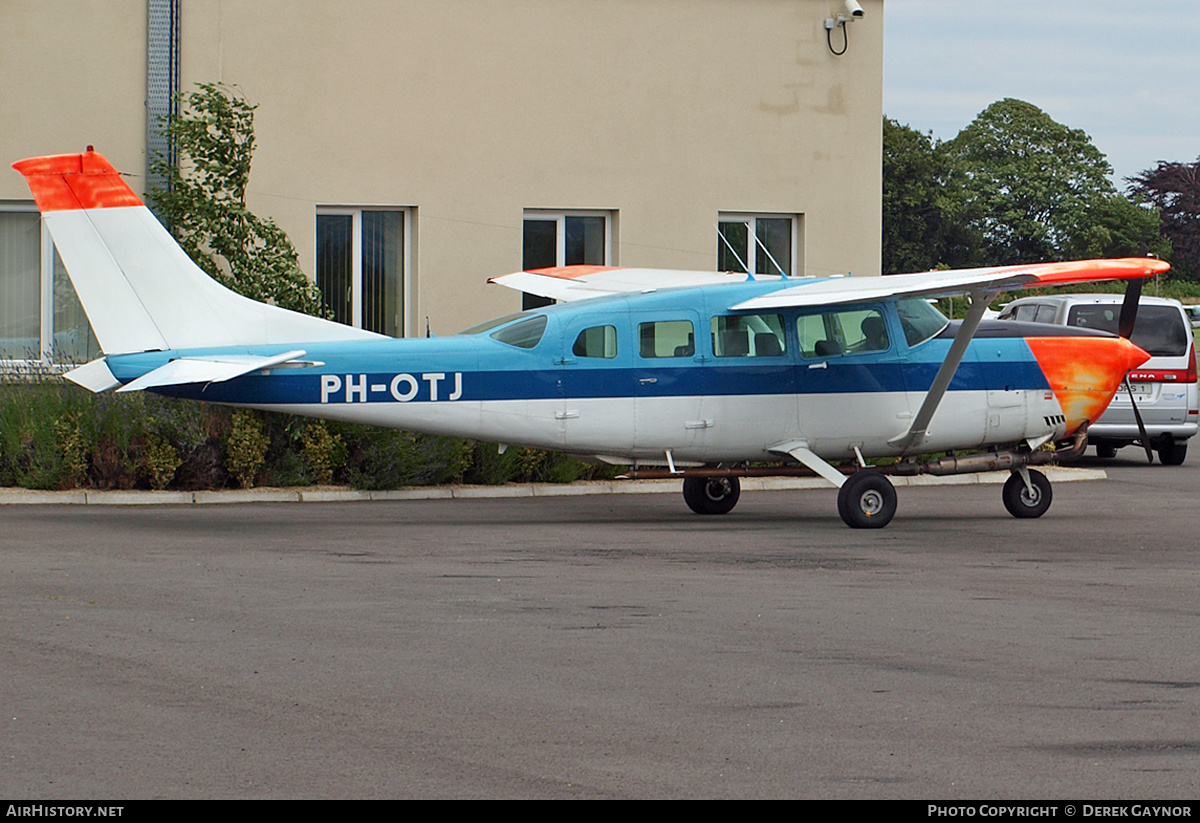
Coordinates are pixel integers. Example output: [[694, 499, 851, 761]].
[[997, 294, 1199, 464]]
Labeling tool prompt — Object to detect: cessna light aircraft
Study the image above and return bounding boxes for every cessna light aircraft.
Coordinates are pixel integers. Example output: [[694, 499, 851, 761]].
[[13, 149, 1165, 528]]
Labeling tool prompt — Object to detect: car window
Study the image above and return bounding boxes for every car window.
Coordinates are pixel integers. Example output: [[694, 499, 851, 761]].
[[1034, 304, 1057, 323], [1066, 305, 1188, 357], [1012, 304, 1039, 322]]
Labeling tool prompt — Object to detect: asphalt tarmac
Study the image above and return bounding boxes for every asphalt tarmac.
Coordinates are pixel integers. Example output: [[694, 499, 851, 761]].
[[1, 456, 1197, 799]]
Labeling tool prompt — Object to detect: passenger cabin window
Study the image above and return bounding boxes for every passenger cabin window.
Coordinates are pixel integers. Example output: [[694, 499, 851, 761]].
[[572, 325, 617, 358], [797, 309, 889, 358], [639, 320, 694, 358], [491, 315, 547, 349], [711, 314, 786, 357]]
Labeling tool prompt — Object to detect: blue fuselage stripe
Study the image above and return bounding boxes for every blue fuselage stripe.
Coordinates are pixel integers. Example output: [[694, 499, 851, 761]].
[[154, 359, 1050, 405]]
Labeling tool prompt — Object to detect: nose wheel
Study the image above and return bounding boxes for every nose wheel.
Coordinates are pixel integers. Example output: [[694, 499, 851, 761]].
[[837, 471, 897, 529], [1002, 469, 1052, 518]]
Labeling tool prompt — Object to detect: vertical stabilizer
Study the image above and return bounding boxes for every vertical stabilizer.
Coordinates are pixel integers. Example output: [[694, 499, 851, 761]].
[[12, 149, 382, 355]]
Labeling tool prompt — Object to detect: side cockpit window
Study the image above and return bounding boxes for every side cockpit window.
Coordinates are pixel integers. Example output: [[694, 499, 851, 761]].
[[797, 308, 890, 358]]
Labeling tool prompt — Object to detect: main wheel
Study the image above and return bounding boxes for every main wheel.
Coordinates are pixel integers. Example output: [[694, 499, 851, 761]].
[[682, 476, 741, 515], [1002, 470, 1052, 518], [1158, 440, 1187, 466], [836, 472, 897, 529], [1095, 443, 1118, 459]]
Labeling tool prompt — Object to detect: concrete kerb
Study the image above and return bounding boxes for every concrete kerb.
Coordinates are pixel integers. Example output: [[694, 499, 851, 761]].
[[0, 466, 1107, 506]]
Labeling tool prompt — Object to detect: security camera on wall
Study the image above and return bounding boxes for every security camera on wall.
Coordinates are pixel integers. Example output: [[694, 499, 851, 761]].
[[825, 0, 864, 30]]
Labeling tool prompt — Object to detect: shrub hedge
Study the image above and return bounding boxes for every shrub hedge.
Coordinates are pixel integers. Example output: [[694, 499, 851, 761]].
[[0, 381, 624, 491]]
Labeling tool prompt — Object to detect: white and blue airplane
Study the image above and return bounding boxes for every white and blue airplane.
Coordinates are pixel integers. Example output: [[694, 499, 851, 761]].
[[13, 149, 1164, 527]]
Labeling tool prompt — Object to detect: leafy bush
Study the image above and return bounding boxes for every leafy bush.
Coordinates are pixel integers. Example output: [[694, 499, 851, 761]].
[[0, 380, 621, 491], [223, 408, 269, 488]]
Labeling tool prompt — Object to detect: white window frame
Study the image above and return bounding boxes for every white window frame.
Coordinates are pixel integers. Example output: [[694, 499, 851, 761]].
[[1, 203, 65, 367], [523, 209, 614, 268], [316, 206, 412, 337], [717, 212, 800, 278]]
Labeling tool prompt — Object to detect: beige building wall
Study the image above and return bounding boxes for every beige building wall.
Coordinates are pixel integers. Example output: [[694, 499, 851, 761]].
[[0, 0, 148, 192], [2, 0, 883, 338]]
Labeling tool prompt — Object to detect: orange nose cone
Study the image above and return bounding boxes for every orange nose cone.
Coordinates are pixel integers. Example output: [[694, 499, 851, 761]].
[[1026, 336, 1151, 433]]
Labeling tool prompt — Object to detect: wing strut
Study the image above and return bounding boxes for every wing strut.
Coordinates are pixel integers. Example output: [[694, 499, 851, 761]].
[[768, 440, 847, 488], [890, 289, 997, 453]]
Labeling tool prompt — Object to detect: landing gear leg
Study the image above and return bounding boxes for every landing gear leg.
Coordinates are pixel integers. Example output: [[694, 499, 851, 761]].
[[836, 471, 897, 529], [1002, 468, 1052, 519], [682, 476, 741, 515]]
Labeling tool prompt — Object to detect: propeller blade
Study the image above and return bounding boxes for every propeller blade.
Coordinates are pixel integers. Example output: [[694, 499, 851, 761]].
[[1124, 376, 1155, 463], [1118, 278, 1143, 340]]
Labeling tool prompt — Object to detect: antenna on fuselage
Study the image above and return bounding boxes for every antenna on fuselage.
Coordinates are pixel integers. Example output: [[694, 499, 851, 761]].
[[716, 221, 789, 279], [715, 223, 750, 277], [753, 234, 788, 279]]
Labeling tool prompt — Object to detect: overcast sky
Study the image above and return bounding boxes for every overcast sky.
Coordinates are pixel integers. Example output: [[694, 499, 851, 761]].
[[883, 0, 1200, 186]]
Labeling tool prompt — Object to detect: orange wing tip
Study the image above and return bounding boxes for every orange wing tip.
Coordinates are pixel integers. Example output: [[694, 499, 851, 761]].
[[1027, 258, 1171, 285], [12, 148, 143, 212], [523, 265, 626, 280]]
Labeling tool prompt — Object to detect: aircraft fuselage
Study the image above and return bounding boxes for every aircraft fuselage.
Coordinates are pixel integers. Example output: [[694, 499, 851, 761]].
[[104, 281, 1132, 465]]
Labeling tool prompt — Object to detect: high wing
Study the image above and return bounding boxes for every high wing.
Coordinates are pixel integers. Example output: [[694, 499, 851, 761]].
[[489, 265, 781, 302], [493, 259, 1167, 463], [490, 259, 1169, 308], [733, 258, 1169, 310]]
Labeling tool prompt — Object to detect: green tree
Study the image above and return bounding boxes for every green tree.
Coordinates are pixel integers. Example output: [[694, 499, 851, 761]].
[[1061, 193, 1169, 262], [882, 118, 953, 273], [150, 83, 327, 316], [1128, 158, 1200, 281], [942, 98, 1153, 265]]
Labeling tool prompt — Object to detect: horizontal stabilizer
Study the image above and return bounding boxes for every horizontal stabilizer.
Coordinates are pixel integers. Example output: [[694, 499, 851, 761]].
[[63, 358, 121, 393], [116, 350, 309, 393]]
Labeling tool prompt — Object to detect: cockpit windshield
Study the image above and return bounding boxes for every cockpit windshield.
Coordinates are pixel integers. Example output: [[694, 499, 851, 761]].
[[896, 298, 949, 347], [458, 312, 528, 336]]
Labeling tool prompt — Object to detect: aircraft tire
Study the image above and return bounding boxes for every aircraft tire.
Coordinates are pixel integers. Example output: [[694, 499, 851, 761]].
[[836, 472, 897, 529], [1095, 444, 1118, 459], [682, 476, 741, 515], [1157, 440, 1187, 466], [1002, 470, 1052, 518]]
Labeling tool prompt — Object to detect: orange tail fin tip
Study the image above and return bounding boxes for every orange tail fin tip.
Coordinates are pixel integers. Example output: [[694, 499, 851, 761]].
[[11, 147, 144, 213]]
